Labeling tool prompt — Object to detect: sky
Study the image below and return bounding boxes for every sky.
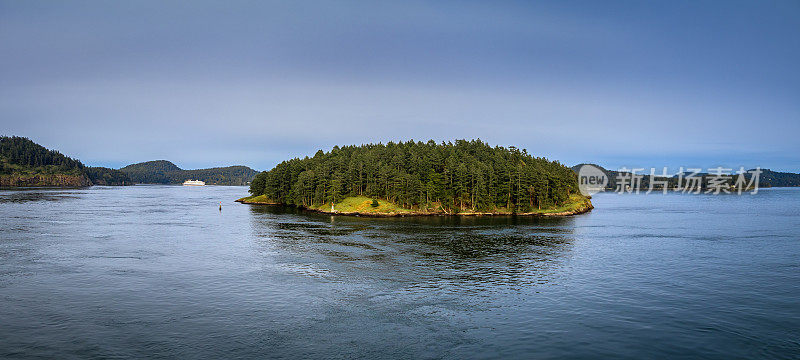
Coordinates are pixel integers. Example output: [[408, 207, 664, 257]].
[[1, 0, 799, 172]]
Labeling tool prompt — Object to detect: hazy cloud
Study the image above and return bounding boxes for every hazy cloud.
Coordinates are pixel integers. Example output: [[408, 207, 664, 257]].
[[2, 0, 798, 171]]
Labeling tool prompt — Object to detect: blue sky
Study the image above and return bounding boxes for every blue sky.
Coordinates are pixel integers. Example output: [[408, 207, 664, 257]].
[[1, 1, 798, 172]]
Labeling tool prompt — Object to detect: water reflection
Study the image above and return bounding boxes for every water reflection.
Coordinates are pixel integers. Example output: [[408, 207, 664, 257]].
[[247, 205, 577, 290]]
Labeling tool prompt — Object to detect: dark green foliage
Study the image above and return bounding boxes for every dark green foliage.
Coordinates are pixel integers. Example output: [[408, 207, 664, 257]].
[[0, 136, 84, 174], [85, 167, 132, 186], [122, 160, 181, 174], [249, 140, 579, 212], [758, 169, 800, 187], [119, 160, 180, 183], [120, 160, 257, 185], [371, 199, 379, 207]]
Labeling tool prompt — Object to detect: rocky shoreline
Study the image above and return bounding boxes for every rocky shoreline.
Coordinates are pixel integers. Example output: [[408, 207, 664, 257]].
[[236, 197, 593, 217], [0, 174, 92, 187]]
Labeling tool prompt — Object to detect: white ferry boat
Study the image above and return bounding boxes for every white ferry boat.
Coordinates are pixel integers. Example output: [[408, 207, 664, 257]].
[[182, 180, 205, 186]]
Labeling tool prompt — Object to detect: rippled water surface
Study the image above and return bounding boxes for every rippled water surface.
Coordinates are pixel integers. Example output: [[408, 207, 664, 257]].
[[1, 185, 799, 359]]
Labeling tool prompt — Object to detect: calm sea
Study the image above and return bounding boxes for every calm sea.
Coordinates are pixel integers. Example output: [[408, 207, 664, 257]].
[[1, 185, 798, 359]]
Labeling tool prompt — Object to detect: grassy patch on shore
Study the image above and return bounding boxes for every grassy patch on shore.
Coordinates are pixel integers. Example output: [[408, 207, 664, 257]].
[[310, 196, 413, 214], [524, 194, 592, 214], [238, 194, 591, 216], [236, 194, 277, 203]]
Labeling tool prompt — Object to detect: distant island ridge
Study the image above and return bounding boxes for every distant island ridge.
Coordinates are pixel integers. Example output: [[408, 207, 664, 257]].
[[120, 160, 256, 186], [0, 136, 257, 187]]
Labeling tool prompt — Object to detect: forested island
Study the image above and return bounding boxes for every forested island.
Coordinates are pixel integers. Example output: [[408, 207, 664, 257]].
[[239, 140, 592, 216]]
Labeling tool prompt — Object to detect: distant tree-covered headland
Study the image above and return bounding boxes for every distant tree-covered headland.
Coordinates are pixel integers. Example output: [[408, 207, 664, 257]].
[[1, 136, 131, 186], [120, 160, 257, 186], [243, 140, 591, 216], [0, 136, 84, 173]]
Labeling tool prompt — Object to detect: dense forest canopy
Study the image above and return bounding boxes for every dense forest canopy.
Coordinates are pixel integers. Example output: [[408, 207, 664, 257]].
[[249, 140, 580, 212], [759, 169, 800, 187], [85, 167, 132, 186], [0, 136, 84, 175], [120, 160, 257, 186]]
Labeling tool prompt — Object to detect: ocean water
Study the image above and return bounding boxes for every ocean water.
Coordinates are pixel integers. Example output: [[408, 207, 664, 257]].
[[1, 185, 798, 359]]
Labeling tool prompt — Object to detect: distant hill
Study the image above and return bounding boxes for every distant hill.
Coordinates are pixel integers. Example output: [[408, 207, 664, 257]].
[[0, 136, 132, 186], [121, 160, 181, 174], [120, 160, 257, 186], [119, 160, 181, 183]]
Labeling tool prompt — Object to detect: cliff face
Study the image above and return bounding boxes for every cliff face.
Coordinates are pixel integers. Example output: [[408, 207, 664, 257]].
[[0, 174, 92, 187]]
